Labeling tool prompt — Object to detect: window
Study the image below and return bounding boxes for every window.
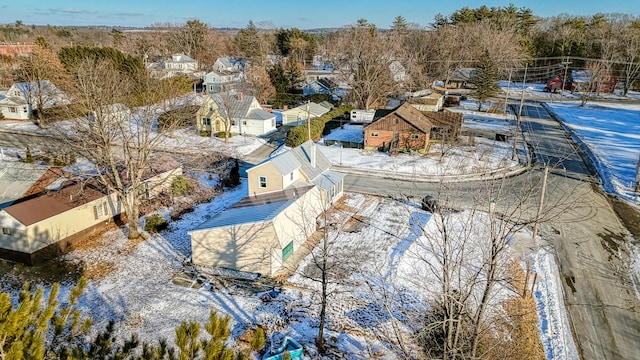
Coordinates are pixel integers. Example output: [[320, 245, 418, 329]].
[[232, 120, 236, 126], [9, 107, 17, 113], [203, 118, 211, 126], [290, 172, 294, 181], [370, 132, 379, 137], [282, 241, 294, 260], [410, 134, 420, 140], [93, 202, 108, 220], [242, 121, 247, 125], [2, 227, 12, 235], [392, 118, 398, 124], [259, 176, 267, 188], [23, 107, 27, 113]]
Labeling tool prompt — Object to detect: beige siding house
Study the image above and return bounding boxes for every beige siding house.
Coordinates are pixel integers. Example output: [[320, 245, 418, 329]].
[[0, 157, 182, 264], [190, 141, 344, 276], [190, 186, 322, 275]]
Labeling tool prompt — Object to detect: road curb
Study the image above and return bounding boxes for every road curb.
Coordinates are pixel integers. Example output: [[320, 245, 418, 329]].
[[331, 163, 530, 183]]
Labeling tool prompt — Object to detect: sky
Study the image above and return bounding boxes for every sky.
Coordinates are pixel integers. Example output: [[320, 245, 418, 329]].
[[1, 0, 639, 29]]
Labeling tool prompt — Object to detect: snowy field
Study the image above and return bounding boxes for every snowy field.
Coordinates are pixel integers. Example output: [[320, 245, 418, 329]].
[[0, 184, 577, 359], [544, 101, 640, 204]]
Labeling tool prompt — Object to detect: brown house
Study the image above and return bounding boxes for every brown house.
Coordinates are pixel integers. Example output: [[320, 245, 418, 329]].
[[363, 103, 433, 153], [423, 111, 463, 141]]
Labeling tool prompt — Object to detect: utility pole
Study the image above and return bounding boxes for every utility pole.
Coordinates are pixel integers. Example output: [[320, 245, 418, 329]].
[[512, 64, 527, 161], [561, 58, 572, 101], [306, 100, 311, 142], [635, 151, 640, 193], [503, 68, 512, 114], [532, 166, 549, 245]]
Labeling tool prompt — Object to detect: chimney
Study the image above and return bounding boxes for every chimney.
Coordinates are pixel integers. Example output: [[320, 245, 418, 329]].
[[237, 92, 243, 101], [311, 142, 316, 168], [283, 105, 288, 111]]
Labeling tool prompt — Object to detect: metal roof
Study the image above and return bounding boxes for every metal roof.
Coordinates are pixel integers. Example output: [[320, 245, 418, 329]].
[[312, 170, 345, 192], [269, 151, 301, 175], [190, 186, 314, 231], [0, 161, 50, 209]]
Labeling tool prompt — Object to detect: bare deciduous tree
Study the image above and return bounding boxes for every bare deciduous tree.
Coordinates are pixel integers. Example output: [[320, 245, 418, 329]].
[[242, 64, 276, 104], [15, 44, 70, 128], [53, 59, 190, 239], [324, 22, 396, 109]]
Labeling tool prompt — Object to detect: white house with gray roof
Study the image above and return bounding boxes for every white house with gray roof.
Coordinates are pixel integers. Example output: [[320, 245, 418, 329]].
[[204, 92, 276, 136], [189, 141, 344, 276]]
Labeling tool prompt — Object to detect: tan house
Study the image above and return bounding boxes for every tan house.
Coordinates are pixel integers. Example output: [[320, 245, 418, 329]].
[[363, 102, 433, 153], [189, 141, 344, 276], [0, 157, 182, 264]]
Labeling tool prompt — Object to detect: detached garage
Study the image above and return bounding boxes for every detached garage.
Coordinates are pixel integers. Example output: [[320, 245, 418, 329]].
[[189, 186, 322, 276]]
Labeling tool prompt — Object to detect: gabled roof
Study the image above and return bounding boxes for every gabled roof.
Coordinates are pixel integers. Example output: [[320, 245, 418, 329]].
[[450, 68, 476, 82], [169, 53, 196, 63], [365, 102, 433, 133], [290, 140, 331, 181], [247, 108, 276, 121], [250, 140, 331, 182], [190, 185, 314, 230], [211, 93, 257, 119], [269, 151, 301, 175]]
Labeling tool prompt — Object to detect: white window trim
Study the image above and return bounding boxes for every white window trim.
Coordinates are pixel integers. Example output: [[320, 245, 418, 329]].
[[259, 176, 267, 188]]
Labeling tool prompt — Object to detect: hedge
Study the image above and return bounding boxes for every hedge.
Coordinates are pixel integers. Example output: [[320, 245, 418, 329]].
[[285, 104, 353, 147]]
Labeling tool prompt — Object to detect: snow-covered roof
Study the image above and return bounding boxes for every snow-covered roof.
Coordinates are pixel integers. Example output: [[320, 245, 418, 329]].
[[324, 127, 364, 143]]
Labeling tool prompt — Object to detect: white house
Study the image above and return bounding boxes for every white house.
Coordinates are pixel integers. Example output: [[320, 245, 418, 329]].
[[281, 102, 332, 126], [0, 81, 68, 120], [189, 141, 344, 276], [196, 93, 276, 136], [164, 53, 198, 72]]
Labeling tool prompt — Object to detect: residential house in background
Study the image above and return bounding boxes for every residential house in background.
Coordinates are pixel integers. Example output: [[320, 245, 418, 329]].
[[190, 141, 344, 276], [408, 93, 444, 112], [281, 101, 332, 126], [447, 68, 476, 89], [196, 93, 276, 136], [203, 57, 245, 94], [363, 102, 433, 153], [0, 156, 182, 264], [0, 81, 68, 120]]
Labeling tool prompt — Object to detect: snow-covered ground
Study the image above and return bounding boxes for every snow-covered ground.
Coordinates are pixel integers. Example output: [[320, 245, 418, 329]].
[[0, 186, 577, 358], [544, 101, 640, 204]]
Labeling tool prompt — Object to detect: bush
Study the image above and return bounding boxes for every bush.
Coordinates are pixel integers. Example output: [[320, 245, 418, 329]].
[[285, 104, 353, 147], [144, 214, 168, 233], [171, 176, 193, 197], [216, 131, 232, 138], [200, 131, 210, 137]]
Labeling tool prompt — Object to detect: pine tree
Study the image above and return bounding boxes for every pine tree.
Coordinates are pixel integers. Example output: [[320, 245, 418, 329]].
[[470, 49, 501, 111]]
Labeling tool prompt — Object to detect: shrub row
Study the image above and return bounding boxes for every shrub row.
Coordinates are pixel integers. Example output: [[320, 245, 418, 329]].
[[285, 104, 352, 147]]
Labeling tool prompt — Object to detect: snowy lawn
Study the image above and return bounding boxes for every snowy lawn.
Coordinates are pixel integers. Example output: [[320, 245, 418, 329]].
[[544, 101, 640, 203], [0, 188, 576, 358], [318, 137, 520, 177]]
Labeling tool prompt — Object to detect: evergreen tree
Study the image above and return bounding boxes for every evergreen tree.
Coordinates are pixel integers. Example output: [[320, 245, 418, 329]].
[[268, 62, 288, 94], [470, 50, 501, 111], [391, 15, 408, 32]]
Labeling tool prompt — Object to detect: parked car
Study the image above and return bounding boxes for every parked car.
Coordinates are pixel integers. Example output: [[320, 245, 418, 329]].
[[543, 75, 572, 93]]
